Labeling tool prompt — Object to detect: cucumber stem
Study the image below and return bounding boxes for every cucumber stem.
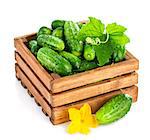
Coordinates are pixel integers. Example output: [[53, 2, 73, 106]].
[[100, 32, 109, 44]]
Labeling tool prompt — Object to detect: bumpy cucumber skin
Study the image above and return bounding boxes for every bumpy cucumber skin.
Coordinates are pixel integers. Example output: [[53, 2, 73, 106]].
[[84, 44, 95, 61], [37, 34, 65, 51], [64, 21, 83, 56], [51, 20, 65, 29], [96, 94, 132, 125], [37, 47, 72, 76], [113, 45, 126, 62], [37, 26, 52, 36], [75, 60, 98, 72], [29, 40, 41, 55], [60, 51, 81, 69], [52, 27, 64, 39]]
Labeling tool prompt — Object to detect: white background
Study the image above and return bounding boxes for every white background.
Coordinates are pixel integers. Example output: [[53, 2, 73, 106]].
[[0, 0, 149, 139]]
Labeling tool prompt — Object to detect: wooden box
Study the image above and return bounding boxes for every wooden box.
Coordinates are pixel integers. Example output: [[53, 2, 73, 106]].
[[14, 33, 139, 124]]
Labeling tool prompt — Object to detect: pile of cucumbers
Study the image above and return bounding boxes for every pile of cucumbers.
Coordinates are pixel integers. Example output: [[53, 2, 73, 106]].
[[28, 20, 98, 76]]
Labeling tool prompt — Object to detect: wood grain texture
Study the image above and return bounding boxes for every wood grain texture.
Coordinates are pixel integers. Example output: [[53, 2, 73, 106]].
[[51, 58, 139, 93], [15, 51, 138, 107], [14, 34, 139, 93], [15, 65, 138, 125], [15, 52, 52, 104], [15, 64, 52, 118], [52, 86, 138, 124], [14, 38, 53, 90], [51, 72, 138, 107]]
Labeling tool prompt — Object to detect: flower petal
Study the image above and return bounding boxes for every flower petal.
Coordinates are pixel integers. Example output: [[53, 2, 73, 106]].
[[84, 115, 98, 128], [80, 103, 91, 121], [67, 122, 81, 134], [68, 108, 81, 122], [79, 123, 90, 134]]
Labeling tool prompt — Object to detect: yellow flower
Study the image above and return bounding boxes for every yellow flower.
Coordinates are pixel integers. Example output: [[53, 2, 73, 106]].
[[67, 103, 98, 134]]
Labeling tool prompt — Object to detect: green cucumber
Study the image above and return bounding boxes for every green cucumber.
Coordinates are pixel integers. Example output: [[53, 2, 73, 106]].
[[75, 60, 98, 72], [77, 22, 84, 28], [84, 44, 95, 61], [37, 26, 52, 36], [51, 20, 65, 29], [52, 27, 64, 39], [37, 34, 65, 51], [60, 51, 81, 69], [37, 47, 72, 76], [29, 40, 41, 55], [64, 21, 83, 56], [96, 94, 132, 125], [113, 45, 126, 62]]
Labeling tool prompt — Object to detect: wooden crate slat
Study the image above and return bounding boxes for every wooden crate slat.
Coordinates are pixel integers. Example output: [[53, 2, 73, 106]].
[[15, 64, 52, 117], [14, 33, 36, 42], [15, 65, 138, 124], [51, 72, 138, 107], [14, 35, 139, 93], [14, 38, 53, 90], [51, 58, 139, 93], [15, 52, 52, 104], [52, 86, 138, 124], [15, 51, 138, 107]]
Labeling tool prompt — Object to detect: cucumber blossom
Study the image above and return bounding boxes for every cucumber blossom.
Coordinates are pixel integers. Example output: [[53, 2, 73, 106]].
[[96, 94, 132, 125]]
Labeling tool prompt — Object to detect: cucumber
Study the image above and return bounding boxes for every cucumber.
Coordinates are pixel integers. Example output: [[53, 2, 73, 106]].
[[113, 45, 126, 62], [29, 40, 41, 55], [64, 21, 83, 56], [60, 51, 81, 69], [75, 60, 98, 72], [52, 27, 64, 39], [37, 47, 72, 76], [84, 44, 95, 61], [37, 26, 52, 36], [96, 94, 132, 125], [77, 22, 84, 28], [51, 20, 65, 29], [37, 34, 65, 51]]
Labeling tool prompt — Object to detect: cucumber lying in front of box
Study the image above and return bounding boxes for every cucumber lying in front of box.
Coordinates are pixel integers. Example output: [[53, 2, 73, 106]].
[[96, 94, 132, 125]]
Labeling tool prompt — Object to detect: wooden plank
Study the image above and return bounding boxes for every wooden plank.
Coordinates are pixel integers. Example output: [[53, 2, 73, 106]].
[[52, 86, 138, 124], [51, 72, 138, 107], [15, 64, 52, 117], [14, 33, 36, 42], [14, 38, 53, 90], [16, 66, 138, 124], [51, 57, 139, 93], [15, 52, 52, 104], [51, 73, 61, 79], [14, 34, 139, 93], [15, 52, 138, 107]]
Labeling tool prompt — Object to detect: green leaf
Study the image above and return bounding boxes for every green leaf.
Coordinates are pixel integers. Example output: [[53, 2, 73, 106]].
[[78, 17, 105, 41], [106, 23, 127, 35], [110, 34, 130, 46], [94, 43, 113, 66]]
